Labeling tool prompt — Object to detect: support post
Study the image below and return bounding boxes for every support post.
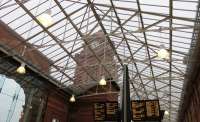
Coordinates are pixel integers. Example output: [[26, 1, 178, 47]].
[[121, 64, 132, 122], [36, 97, 46, 122], [23, 88, 36, 122]]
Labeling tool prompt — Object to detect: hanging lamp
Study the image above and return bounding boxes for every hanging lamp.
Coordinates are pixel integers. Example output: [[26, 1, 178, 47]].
[[99, 76, 107, 86], [37, 9, 53, 27], [157, 45, 170, 60], [69, 94, 75, 102], [16, 63, 26, 74]]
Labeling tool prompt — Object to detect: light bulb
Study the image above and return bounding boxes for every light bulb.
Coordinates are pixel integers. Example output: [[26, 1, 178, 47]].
[[69, 95, 75, 102], [157, 48, 169, 59], [99, 76, 107, 86], [16, 63, 26, 74], [164, 110, 169, 116], [37, 10, 53, 27]]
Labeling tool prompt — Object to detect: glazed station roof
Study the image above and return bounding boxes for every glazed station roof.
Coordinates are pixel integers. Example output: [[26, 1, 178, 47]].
[[0, 0, 199, 121]]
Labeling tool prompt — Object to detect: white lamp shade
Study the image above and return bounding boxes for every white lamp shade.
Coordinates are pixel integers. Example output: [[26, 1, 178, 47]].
[[69, 95, 75, 102], [16, 63, 26, 74], [157, 48, 169, 59], [164, 110, 169, 116], [37, 11, 53, 27], [99, 76, 107, 86]]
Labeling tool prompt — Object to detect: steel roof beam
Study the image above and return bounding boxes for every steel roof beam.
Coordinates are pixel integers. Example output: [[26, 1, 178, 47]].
[[130, 0, 158, 99], [4, 4, 87, 56], [54, 0, 114, 80], [92, 2, 195, 22], [109, 0, 148, 99], [15, 0, 97, 93], [87, 0, 123, 67]]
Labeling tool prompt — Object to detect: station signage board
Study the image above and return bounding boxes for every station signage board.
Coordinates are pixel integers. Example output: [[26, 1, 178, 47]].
[[131, 100, 161, 121], [94, 102, 118, 121]]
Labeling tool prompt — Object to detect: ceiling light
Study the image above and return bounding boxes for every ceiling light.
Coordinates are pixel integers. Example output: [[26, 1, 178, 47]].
[[99, 76, 107, 86], [16, 63, 26, 74], [157, 45, 169, 60], [37, 9, 53, 27], [69, 94, 75, 102], [164, 110, 169, 116]]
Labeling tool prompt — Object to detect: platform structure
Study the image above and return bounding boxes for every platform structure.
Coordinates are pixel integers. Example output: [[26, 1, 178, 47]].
[[0, 0, 200, 122]]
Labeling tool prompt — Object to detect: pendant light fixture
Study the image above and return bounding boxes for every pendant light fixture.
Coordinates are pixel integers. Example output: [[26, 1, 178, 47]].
[[164, 110, 169, 116], [16, 45, 26, 74], [157, 45, 169, 60], [16, 62, 26, 74], [37, 0, 53, 27], [99, 76, 107, 86], [69, 94, 75, 102], [37, 9, 53, 27]]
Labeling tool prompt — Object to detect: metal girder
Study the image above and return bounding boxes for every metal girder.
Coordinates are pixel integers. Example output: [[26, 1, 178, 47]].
[[15, 0, 98, 93], [91, 2, 196, 22], [0, 0, 29, 10], [130, 82, 181, 101], [2, 4, 88, 57], [87, 0, 123, 67], [87, 7, 112, 35], [112, 26, 194, 34], [128, 80, 181, 101], [112, 34, 188, 56], [1, 1, 197, 121], [129, 69, 182, 90], [118, 53, 184, 76], [54, 0, 114, 80], [109, 0, 148, 99]]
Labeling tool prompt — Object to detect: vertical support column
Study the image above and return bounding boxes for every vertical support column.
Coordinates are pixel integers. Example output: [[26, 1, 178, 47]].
[[36, 97, 46, 122], [23, 88, 36, 122], [121, 64, 132, 122]]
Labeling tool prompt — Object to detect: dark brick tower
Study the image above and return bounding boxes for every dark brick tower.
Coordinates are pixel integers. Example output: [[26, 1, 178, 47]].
[[74, 31, 118, 86]]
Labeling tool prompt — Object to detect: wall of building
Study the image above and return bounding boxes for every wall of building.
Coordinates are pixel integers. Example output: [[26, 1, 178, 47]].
[[0, 21, 51, 73], [179, 74, 200, 122], [74, 31, 118, 85], [0, 22, 119, 122], [178, 4, 200, 121], [44, 92, 69, 122], [69, 93, 119, 122]]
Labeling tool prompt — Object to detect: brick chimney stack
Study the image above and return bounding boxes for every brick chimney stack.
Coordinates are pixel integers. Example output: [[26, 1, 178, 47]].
[[74, 31, 118, 85]]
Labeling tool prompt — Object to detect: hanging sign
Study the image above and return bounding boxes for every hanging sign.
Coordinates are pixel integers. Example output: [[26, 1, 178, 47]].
[[94, 102, 118, 121], [131, 100, 161, 121]]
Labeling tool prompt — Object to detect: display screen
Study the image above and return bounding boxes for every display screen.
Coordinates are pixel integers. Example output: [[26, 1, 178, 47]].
[[131, 101, 146, 121], [94, 102, 118, 121], [106, 102, 118, 121], [131, 100, 160, 121], [94, 103, 106, 121], [146, 101, 160, 118]]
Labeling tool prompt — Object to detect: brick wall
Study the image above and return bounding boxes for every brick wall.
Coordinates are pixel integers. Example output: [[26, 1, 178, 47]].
[[0, 21, 51, 73], [179, 74, 200, 122], [69, 82, 119, 122], [44, 92, 69, 122], [69, 93, 119, 122], [74, 31, 118, 85]]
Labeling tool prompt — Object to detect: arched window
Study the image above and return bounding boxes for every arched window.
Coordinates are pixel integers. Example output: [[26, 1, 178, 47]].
[[0, 75, 25, 122]]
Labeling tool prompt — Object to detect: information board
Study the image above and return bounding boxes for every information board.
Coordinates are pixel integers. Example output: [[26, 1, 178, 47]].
[[131, 100, 160, 121], [106, 102, 118, 121], [146, 101, 160, 118], [94, 103, 106, 121], [94, 102, 118, 121], [131, 101, 146, 121]]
